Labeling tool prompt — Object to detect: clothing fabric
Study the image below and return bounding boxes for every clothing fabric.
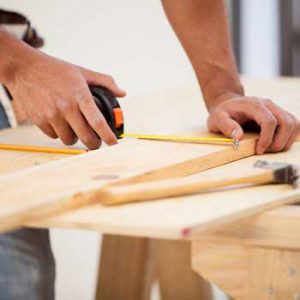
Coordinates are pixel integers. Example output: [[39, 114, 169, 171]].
[[0, 103, 9, 128], [0, 103, 55, 300]]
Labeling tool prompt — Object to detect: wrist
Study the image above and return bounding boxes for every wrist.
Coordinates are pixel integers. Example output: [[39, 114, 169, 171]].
[[203, 79, 245, 110], [207, 89, 244, 111], [198, 66, 244, 111]]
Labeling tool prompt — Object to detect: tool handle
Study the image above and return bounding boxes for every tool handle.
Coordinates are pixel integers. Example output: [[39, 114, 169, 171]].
[[100, 169, 274, 205]]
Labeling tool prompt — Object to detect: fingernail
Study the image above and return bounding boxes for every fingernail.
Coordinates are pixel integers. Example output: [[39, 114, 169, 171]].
[[117, 88, 126, 96], [231, 129, 238, 139], [108, 139, 118, 146]]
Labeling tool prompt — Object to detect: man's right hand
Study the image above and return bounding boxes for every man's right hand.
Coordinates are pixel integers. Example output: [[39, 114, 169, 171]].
[[0, 30, 126, 150]]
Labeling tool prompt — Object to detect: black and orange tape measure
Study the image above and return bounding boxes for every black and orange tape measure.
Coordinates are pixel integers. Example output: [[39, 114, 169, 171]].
[[89, 86, 238, 148], [90, 86, 124, 138]]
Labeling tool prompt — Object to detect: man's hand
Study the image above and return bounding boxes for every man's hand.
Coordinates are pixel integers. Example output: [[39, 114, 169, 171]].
[[161, 0, 300, 154], [0, 30, 125, 150], [207, 95, 300, 154], [9, 56, 125, 149]]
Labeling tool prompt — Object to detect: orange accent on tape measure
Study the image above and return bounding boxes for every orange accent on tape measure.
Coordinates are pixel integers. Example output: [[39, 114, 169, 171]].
[[113, 108, 124, 128]]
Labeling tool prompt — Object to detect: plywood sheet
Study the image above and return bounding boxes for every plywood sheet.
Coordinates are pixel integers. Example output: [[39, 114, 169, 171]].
[[0, 131, 255, 233], [0, 126, 84, 174], [0, 78, 300, 238], [29, 142, 300, 239]]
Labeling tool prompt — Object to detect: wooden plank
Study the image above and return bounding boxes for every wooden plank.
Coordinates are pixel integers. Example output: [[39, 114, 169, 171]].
[[192, 239, 249, 299], [192, 239, 300, 300], [152, 239, 213, 300], [0, 130, 255, 234], [0, 78, 300, 238], [96, 235, 154, 300], [0, 126, 78, 175], [196, 204, 300, 250], [29, 142, 300, 239]]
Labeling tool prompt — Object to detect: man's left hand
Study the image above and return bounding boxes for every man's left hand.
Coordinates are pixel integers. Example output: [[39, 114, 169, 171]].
[[207, 95, 300, 154]]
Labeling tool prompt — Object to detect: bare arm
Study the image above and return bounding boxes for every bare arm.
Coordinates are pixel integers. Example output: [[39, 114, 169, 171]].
[[0, 29, 126, 149], [162, 0, 300, 154]]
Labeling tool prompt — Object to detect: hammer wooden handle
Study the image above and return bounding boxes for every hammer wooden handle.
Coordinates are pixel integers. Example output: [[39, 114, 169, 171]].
[[100, 169, 274, 205]]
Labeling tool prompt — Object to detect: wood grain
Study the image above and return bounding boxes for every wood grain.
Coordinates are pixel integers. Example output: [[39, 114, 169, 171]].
[[27, 142, 300, 239], [197, 204, 300, 250], [0, 78, 299, 238], [0, 126, 82, 175], [153, 239, 213, 300], [96, 235, 154, 300], [192, 238, 300, 300], [0, 131, 256, 234]]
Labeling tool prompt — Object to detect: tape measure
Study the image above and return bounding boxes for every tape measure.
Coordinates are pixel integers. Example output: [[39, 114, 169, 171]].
[[91, 86, 239, 149], [90, 86, 124, 137]]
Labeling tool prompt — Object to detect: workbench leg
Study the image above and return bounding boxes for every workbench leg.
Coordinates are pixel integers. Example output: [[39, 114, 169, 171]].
[[192, 239, 300, 300], [152, 239, 213, 300], [96, 234, 154, 300]]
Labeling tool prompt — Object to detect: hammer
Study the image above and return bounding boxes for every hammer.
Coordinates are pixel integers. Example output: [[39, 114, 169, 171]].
[[99, 160, 299, 205]]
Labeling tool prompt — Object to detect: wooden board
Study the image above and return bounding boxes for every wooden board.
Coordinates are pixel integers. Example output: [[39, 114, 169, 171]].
[[29, 142, 300, 239], [0, 128, 256, 233], [0, 78, 300, 238], [0, 126, 85, 175]]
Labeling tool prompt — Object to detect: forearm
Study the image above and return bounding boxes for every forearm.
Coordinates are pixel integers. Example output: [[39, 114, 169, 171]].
[[161, 0, 244, 109], [0, 29, 42, 86]]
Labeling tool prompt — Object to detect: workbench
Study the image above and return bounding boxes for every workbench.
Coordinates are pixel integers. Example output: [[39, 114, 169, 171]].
[[0, 78, 300, 300]]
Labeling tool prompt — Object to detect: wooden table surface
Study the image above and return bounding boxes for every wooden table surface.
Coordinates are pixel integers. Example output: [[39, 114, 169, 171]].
[[1, 77, 300, 300], [0, 78, 299, 239]]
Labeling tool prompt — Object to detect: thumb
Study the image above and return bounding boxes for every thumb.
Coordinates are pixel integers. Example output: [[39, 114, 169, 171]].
[[80, 68, 126, 97], [208, 110, 244, 139]]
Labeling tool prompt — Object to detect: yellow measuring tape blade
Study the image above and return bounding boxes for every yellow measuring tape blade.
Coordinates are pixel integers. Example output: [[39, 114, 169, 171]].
[[120, 133, 238, 147]]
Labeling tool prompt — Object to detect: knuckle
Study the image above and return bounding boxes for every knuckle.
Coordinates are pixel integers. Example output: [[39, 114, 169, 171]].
[[45, 108, 59, 121], [286, 118, 296, 130], [91, 117, 106, 129], [57, 100, 74, 113], [264, 115, 277, 127], [253, 100, 264, 110]]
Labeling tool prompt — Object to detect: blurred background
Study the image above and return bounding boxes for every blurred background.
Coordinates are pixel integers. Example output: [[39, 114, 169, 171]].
[[0, 0, 299, 299]]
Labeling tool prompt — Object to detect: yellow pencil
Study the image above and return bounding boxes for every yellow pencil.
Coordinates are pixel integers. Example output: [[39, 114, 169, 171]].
[[0, 144, 87, 155]]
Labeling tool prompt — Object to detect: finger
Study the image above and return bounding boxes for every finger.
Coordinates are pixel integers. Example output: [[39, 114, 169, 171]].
[[246, 105, 278, 155], [33, 118, 58, 139], [284, 118, 300, 151], [78, 93, 118, 146], [38, 123, 58, 139], [208, 110, 244, 139], [80, 68, 126, 97], [65, 106, 102, 150], [263, 101, 295, 152], [50, 116, 78, 145]]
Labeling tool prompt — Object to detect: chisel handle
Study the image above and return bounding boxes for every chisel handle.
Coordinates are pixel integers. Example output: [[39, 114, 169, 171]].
[[100, 169, 274, 205]]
